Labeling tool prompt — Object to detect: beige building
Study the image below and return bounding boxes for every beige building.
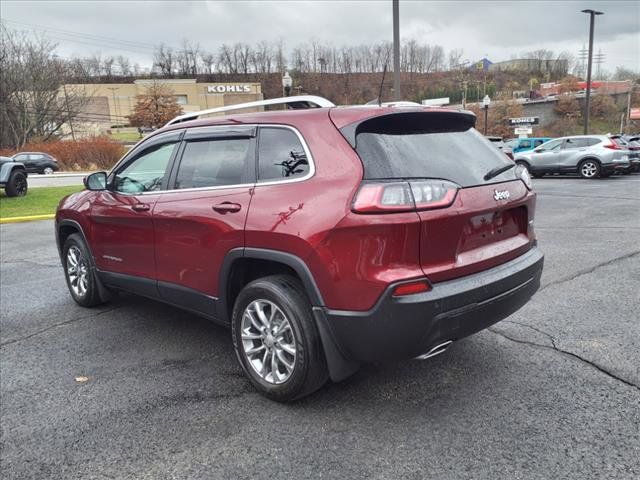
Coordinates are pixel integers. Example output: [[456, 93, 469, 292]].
[[64, 79, 263, 135]]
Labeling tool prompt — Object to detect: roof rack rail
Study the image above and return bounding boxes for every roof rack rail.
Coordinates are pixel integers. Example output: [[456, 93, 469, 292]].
[[165, 95, 336, 126]]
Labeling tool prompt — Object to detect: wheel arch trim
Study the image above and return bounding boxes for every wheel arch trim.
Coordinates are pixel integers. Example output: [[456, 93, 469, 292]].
[[218, 247, 324, 322], [218, 247, 358, 382], [56, 219, 111, 302]]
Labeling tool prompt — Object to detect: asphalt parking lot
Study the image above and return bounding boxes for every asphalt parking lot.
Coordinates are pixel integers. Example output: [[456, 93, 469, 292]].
[[1, 175, 639, 480]]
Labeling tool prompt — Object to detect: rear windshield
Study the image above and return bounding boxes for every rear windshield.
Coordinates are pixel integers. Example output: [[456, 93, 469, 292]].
[[355, 126, 515, 187]]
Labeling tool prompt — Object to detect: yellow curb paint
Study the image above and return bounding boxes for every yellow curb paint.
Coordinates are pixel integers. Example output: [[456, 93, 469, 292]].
[[0, 214, 55, 224]]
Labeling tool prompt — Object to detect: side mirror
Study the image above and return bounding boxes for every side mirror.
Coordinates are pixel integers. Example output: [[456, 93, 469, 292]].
[[84, 171, 107, 191]]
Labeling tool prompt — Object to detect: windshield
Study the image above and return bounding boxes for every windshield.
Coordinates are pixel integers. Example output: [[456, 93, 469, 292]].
[[355, 127, 515, 187]]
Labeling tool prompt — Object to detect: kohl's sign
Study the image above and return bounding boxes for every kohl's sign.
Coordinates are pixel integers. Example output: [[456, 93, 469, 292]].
[[207, 85, 252, 93]]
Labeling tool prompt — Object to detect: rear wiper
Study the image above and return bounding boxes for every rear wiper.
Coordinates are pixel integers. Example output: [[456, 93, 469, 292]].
[[484, 163, 515, 181]]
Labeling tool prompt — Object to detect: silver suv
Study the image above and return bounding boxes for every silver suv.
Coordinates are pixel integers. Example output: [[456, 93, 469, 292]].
[[514, 135, 630, 179]]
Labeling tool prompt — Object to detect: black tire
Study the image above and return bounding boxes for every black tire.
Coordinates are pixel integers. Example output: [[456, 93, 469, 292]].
[[4, 170, 28, 197], [578, 159, 601, 179], [62, 233, 104, 307], [517, 161, 543, 178], [231, 274, 328, 402]]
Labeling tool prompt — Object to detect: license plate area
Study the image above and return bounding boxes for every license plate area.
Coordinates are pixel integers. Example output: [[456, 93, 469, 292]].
[[458, 206, 526, 254]]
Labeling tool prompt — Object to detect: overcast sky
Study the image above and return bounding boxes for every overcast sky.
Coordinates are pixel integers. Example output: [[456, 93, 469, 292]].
[[2, 0, 638, 73]]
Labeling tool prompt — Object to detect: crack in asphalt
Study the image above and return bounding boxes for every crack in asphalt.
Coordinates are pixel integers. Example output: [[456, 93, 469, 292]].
[[0, 306, 124, 347], [540, 250, 640, 292], [488, 326, 640, 391], [0, 258, 60, 268]]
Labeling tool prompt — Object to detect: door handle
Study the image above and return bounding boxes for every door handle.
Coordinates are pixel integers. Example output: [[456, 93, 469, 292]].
[[131, 204, 150, 212], [212, 202, 241, 213]]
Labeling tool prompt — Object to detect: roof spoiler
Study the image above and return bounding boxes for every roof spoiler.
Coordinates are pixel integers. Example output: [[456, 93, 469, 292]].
[[339, 110, 477, 148]]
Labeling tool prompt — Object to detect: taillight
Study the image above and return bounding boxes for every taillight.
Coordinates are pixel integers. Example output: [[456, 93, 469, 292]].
[[352, 180, 459, 214], [604, 141, 621, 150], [392, 280, 431, 296], [515, 164, 533, 190], [352, 182, 414, 213], [410, 180, 458, 210]]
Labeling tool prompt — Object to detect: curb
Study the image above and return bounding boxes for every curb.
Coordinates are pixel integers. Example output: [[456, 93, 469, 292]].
[[0, 214, 55, 224]]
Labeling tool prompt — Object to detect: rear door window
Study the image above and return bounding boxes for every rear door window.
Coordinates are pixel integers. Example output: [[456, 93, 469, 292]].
[[174, 137, 254, 189], [257, 127, 310, 182], [354, 123, 515, 187], [563, 138, 586, 149]]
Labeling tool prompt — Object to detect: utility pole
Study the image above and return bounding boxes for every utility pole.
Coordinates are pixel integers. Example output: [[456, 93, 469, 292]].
[[581, 9, 603, 135], [625, 87, 632, 133], [107, 87, 119, 126], [392, 0, 401, 101], [62, 84, 76, 141], [578, 44, 588, 78], [594, 49, 606, 80]]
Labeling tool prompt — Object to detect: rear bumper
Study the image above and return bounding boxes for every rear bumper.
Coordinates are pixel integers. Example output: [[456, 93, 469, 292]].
[[603, 162, 630, 174], [318, 247, 544, 364]]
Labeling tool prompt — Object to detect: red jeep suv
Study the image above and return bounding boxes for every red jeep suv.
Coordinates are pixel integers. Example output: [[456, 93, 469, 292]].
[[56, 96, 544, 401]]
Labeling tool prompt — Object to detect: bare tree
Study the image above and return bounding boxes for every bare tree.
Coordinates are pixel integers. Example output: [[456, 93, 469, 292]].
[[237, 43, 251, 74], [153, 44, 175, 76], [448, 49, 464, 71], [0, 27, 90, 148], [103, 56, 115, 78], [200, 51, 216, 74], [116, 55, 131, 76], [175, 39, 200, 75]]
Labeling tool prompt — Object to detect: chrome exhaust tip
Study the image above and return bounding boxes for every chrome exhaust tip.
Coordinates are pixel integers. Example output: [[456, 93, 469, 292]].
[[415, 340, 453, 360]]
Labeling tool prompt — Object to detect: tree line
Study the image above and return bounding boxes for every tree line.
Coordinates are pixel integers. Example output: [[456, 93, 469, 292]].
[[64, 39, 580, 78]]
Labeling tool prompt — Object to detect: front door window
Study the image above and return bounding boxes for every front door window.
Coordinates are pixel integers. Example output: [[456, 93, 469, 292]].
[[114, 143, 177, 193]]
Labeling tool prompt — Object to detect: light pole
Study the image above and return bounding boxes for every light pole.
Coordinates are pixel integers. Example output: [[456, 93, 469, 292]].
[[392, 0, 401, 101], [581, 9, 603, 135], [482, 95, 491, 135], [282, 71, 292, 97]]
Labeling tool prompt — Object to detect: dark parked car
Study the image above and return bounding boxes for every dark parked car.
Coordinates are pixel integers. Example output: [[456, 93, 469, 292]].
[[12, 152, 59, 174], [55, 96, 544, 401], [0, 156, 28, 197]]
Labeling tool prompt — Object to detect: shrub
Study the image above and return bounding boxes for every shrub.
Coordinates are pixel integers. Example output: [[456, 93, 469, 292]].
[[0, 136, 126, 171]]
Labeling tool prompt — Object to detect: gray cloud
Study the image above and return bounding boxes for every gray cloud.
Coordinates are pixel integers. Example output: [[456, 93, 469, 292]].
[[2, 0, 638, 71]]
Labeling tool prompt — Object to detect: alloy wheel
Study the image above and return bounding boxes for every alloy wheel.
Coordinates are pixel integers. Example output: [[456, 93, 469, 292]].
[[581, 161, 598, 178], [67, 246, 89, 298], [15, 176, 27, 196], [240, 299, 297, 384], [44, 167, 54, 175]]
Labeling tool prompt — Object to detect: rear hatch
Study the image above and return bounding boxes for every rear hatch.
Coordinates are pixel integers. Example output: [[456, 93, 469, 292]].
[[338, 109, 535, 283]]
